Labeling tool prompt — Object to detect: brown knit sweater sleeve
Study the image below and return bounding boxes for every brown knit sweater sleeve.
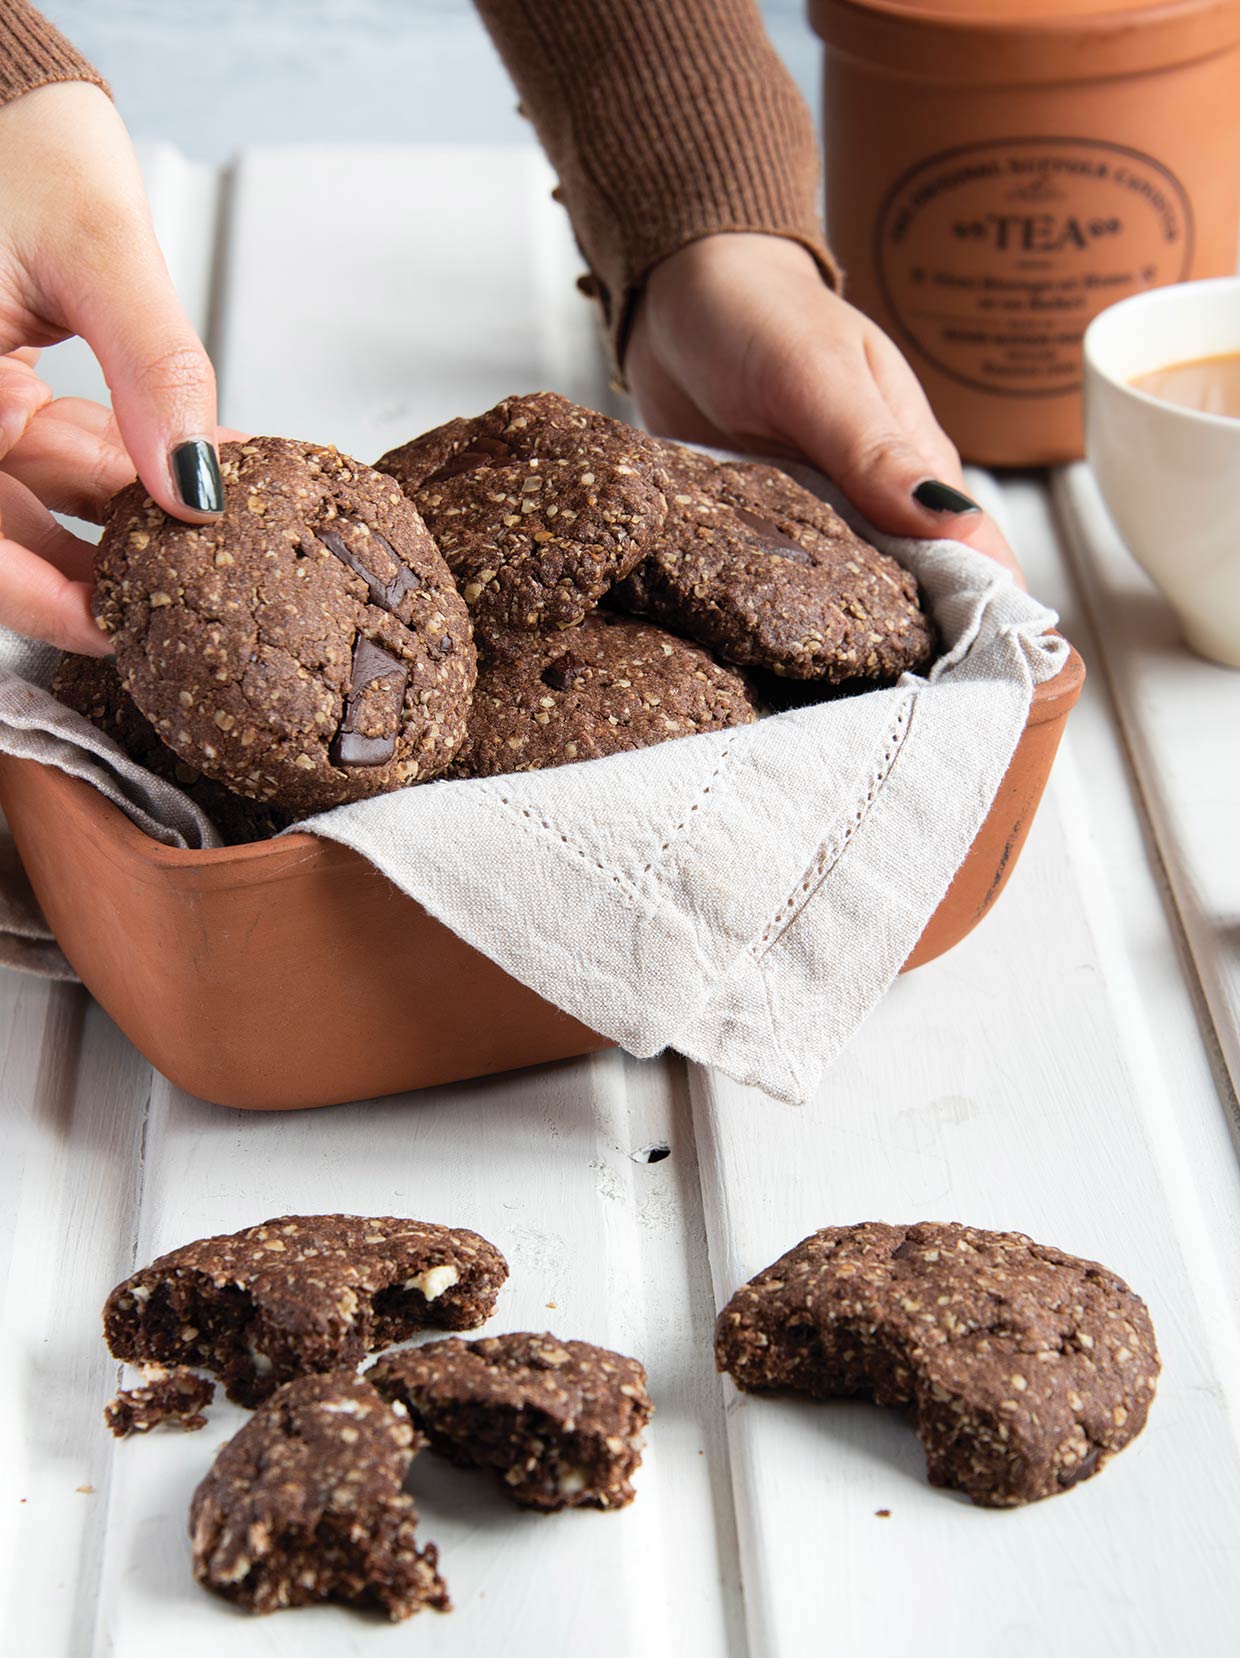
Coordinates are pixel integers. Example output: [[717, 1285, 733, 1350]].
[[473, 0, 838, 366], [0, 0, 108, 104]]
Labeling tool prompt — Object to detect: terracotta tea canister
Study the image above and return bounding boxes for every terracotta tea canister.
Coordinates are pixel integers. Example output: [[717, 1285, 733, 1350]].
[[809, 0, 1240, 464]]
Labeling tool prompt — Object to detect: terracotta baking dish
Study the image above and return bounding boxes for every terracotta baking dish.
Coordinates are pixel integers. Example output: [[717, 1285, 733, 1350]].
[[0, 643, 1083, 1110]]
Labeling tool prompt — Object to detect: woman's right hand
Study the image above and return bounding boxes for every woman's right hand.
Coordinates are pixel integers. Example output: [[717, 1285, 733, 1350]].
[[0, 81, 223, 653]]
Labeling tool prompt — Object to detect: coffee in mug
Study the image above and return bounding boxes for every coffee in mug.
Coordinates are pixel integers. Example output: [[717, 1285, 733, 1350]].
[[1130, 353, 1240, 419]]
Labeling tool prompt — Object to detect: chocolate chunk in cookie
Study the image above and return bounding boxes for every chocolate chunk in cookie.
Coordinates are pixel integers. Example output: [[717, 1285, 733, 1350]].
[[104, 1214, 508, 1408], [716, 1222, 1159, 1507], [190, 1372, 448, 1619], [104, 1366, 215, 1438], [612, 443, 936, 682], [92, 437, 476, 813], [53, 653, 291, 845], [376, 392, 668, 660], [446, 611, 759, 777], [368, 1332, 651, 1511]]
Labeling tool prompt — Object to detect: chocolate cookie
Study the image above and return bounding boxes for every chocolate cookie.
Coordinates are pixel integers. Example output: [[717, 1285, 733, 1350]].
[[715, 1221, 1159, 1508], [104, 1366, 215, 1438], [92, 437, 476, 813], [612, 444, 936, 682], [104, 1214, 508, 1407], [53, 653, 290, 845], [190, 1373, 448, 1620], [446, 612, 759, 777], [368, 1331, 651, 1511], [376, 392, 668, 660]]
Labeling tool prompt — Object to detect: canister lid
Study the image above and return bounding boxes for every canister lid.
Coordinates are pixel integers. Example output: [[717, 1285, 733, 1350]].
[[809, 0, 1240, 82]]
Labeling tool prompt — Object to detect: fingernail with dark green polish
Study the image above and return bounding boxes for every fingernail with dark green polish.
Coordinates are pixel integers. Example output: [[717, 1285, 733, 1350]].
[[171, 439, 224, 514], [913, 478, 982, 516]]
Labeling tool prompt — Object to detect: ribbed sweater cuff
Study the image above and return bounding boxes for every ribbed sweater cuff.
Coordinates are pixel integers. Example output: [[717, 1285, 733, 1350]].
[[0, 1, 109, 106], [476, 0, 838, 369]]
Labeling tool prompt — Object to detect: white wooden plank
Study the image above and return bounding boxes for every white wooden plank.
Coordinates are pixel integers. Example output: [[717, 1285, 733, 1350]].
[[990, 476, 1240, 1331], [0, 971, 56, 1307], [691, 473, 1240, 1658], [213, 144, 608, 460], [88, 143, 734, 1657], [0, 988, 152, 1656], [1051, 461, 1240, 1104], [94, 1053, 740, 1657]]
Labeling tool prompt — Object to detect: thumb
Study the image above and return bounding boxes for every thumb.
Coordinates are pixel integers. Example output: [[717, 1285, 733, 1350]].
[[774, 362, 982, 540], [60, 217, 223, 522]]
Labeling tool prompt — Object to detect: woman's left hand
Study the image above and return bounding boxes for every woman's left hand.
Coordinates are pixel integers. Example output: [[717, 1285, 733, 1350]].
[[624, 232, 1023, 583]]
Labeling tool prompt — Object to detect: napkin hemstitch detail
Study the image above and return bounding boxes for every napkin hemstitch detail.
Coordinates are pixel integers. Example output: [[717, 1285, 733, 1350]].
[[750, 691, 916, 964]]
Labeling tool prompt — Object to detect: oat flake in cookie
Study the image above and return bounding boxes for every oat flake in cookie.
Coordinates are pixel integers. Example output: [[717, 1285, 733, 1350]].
[[92, 437, 476, 813], [613, 442, 936, 682], [369, 1332, 652, 1511], [376, 391, 668, 660], [447, 611, 759, 777], [104, 1214, 508, 1408], [715, 1221, 1159, 1508], [190, 1373, 448, 1619], [104, 1366, 215, 1438], [53, 653, 291, 845]]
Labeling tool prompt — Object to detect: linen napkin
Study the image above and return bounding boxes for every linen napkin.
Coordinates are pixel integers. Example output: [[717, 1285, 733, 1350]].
[[0, 469, 1066, 1102]]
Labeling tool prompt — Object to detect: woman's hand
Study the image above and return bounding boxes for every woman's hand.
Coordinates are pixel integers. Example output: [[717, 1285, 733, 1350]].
[[0, 350, 249, 654], [624, 233, 1022, 582], [0, 350, 137, 654], [0, 82, 224, 651]]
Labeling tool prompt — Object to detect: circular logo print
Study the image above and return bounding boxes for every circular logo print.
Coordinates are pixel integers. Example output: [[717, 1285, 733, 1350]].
[[875, 137, 1194, 398]]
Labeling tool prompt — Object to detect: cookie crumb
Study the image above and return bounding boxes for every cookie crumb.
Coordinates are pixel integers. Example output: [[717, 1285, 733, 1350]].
[[105, 1366, 215, 1437]]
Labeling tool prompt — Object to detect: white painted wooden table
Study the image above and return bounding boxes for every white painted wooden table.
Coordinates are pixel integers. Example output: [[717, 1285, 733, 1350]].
[[2, 144, 1239, 1658]]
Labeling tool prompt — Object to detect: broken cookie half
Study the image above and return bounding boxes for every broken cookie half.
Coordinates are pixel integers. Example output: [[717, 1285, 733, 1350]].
[[104, 1214, 508, 1407], [190, 1372, 448, 1619], [715, 1221, 1159, 1508], [368, 1331, 652, 1511]]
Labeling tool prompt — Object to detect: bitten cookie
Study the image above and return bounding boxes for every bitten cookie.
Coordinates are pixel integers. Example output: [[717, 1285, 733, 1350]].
[[92, 437, 476, 813], [104, 1214, 508, 1407], [447, 612, 759, 777], [375, 392, 668, 660], [190, 1373, 448, 1620], [368, 1332, 651, 1511], [715, 1221, 1159, 1508], [612, 443, 936, 682], [53, 653, 290, 845], [104, 1366, 215, 1438]]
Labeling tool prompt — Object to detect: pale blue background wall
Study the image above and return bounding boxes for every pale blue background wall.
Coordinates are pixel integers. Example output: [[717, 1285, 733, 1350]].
[[40, 1, 821, 156]]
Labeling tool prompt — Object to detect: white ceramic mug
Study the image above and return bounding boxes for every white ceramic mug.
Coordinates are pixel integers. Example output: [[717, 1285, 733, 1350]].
[[1082, 276, 1240, 668]]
